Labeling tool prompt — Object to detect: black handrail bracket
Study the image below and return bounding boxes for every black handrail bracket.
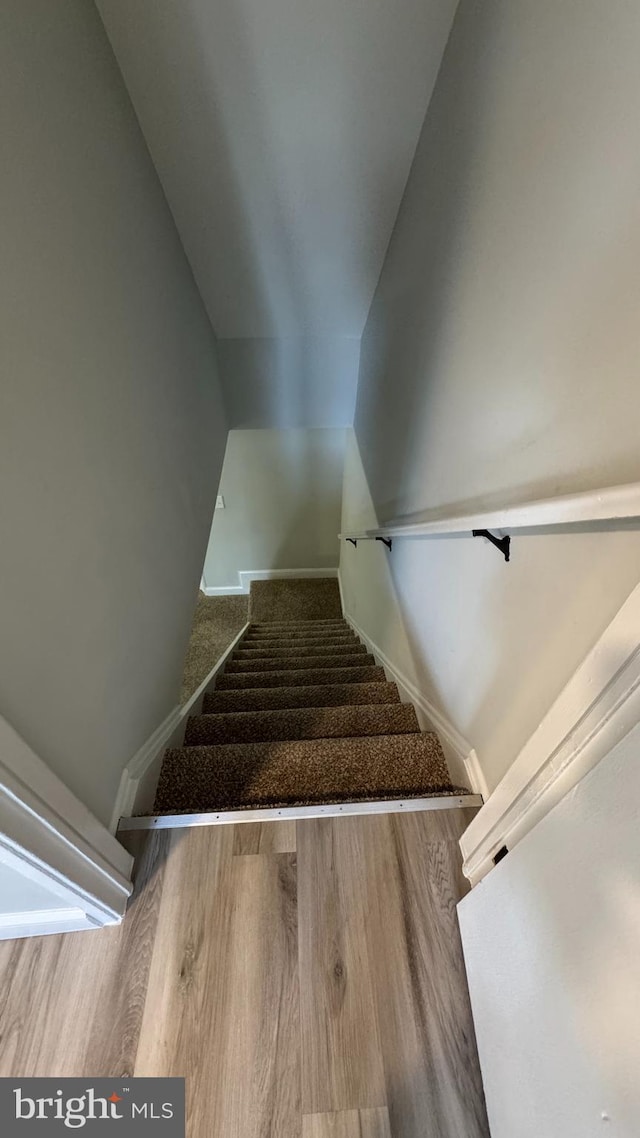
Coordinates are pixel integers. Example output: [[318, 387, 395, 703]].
[[472, 529, 511, 562]]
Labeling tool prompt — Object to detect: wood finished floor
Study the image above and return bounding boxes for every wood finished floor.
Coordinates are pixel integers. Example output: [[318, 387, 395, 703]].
[[0, 810, 489, 1138]]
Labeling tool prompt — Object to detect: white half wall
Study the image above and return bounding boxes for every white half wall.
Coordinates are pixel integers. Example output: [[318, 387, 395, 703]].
[[218, 338, 360, 428], [0, 0, 228, 828], [203, 429, 346, 590], [458, 720, 640, 1138]]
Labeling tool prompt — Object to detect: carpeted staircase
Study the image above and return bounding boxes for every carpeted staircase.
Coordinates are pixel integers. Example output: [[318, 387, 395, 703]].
[[153, 608, 465, 816]]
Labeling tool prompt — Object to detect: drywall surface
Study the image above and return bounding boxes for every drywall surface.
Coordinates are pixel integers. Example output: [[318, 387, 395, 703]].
[[0, 862, 70, 918], [96, 0, 460, 427], [458, 721, 640, 1138], [356, 0, 640, 516], [0, 0, 228, 827], [349, 0, 640, 790], [204, 429, 346, 589], [95, 0, 458, 335], [340, 435, 640, 792], [217, 338, 360, 428]]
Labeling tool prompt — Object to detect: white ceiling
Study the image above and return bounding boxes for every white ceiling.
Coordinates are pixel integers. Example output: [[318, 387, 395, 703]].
[[96, 0, 458, 422]]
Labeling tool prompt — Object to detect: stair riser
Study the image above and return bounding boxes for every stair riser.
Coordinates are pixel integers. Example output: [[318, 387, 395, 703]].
[[226, 654, 373, 673], [217, 666, 386, 689], [249, 621, 348, 630], [244, 635, 353, 645], [244, 632, 353, 641], [185, 704, 420, 746], [203, 682, 401, 713]]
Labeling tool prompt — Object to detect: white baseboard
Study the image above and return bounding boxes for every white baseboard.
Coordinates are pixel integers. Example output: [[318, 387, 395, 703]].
[[202, 585, 246, 596], [463, 749, 491, 802], [460, 580, 640, 885], [202, 567, 338, 596], [337, 566, 346, 616], [342, 611, 482, 796], [0, 715, 134, 935], [0, 907, 93, 941], [109, 706, 182, 832], [113, 622, 251, 826]]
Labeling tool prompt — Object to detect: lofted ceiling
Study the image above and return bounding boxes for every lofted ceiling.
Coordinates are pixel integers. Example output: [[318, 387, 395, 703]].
[[96, 0, 458, 425]]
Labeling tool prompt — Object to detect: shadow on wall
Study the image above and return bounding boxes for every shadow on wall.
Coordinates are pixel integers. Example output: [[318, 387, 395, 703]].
[[97, 0, 365, 427], [355, 0, 640, 522], [121, 0, 308, 341], [216, 337, 361, 429], [354, 0, 504, 522], [338, 432, 463, 776]]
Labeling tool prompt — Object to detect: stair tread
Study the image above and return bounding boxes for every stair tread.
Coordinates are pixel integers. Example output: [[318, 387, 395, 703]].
[[217, 665, 386, 689], [154, 733, 460, 814], [185, 703, 419, 746], [226, 653, 374, 673], [203, 681, 401, 713]]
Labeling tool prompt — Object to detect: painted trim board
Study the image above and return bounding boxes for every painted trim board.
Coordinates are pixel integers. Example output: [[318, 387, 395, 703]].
[[460, 579, 640, 885], [0, 714, 134, 931], [109, 705, 182, 832], [0, 907, 93, 941], [202, 585, 246, 596], [117, 794, 482, 831]]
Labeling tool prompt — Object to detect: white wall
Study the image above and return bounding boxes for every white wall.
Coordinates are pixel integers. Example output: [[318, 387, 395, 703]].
[[96, 0, 459, 429], [0, 0, 228, 827], [348, 0, 640, 792], [458, 721, 640, 1138], [0, 858, 80, 941], [217, 338, 360, 429], [204, 429, 346, 590], [0, 862, 69, 917], [96, 0, 459, 338], [340, 436, 640, 792]]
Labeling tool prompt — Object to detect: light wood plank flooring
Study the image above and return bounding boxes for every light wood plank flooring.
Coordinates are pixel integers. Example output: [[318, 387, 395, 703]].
[[0, 810, 489, 1137]]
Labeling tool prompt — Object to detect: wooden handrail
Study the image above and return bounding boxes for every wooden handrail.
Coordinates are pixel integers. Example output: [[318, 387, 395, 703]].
[[339, 481, 640, 543]]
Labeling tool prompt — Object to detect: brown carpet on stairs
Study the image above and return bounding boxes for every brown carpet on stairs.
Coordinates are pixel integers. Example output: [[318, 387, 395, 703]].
[[185, 702, 420, 745], [203, 681, 402, 713], [235, 641, 366, 657], [180, 592, 248, 704], [246, 627, 349, 640], [226, 653, 375, 673], [150, 580, 465, 815], [216, 664, 387, 689], [249, 577, 342, 622], [155, 734, 456, 813]]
